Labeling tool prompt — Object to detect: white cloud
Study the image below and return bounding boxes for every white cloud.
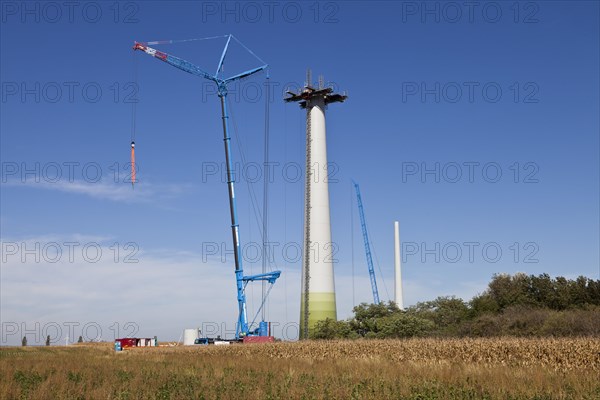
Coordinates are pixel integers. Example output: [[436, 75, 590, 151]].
[[1, 235, 490, 346], [3, 179, 190, 204], [0, 235, 301, 345]]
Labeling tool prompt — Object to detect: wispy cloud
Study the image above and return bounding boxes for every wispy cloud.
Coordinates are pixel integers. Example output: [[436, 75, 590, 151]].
[[3, 179, 190, 204]]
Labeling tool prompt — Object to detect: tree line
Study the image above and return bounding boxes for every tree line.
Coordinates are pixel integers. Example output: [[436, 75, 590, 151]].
[[312, 273, 600, 339]]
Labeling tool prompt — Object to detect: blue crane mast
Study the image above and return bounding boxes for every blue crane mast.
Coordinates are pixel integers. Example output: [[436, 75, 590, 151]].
[[133, 35, 280, 339], [353, 181, 380, 304]]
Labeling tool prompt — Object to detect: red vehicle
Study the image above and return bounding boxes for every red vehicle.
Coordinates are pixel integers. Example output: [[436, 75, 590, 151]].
[[115, 337, 156, 350]]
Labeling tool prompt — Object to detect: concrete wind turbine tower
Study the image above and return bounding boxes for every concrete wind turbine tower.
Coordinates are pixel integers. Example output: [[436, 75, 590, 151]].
[[394, 221, 404, 310], [285, 71, 347, 339]]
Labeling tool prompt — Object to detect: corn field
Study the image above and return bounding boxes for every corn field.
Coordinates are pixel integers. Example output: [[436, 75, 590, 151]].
[[1, 338, 599, 399]]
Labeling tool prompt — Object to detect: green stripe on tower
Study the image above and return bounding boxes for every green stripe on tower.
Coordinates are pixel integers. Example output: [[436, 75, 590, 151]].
[[299, 292, 337, 338]]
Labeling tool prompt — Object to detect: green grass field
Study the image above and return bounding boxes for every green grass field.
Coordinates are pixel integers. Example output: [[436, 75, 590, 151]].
[[1, 338, 599, 399]]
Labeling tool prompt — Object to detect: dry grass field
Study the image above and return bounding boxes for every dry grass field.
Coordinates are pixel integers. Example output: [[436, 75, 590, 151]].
[[1, 338, 599, 399]]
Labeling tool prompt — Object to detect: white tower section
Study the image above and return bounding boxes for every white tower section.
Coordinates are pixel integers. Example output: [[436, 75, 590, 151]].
[[394, 221, 404, 310], [305, 95, 336, 300], [285, 72, 347, 339]]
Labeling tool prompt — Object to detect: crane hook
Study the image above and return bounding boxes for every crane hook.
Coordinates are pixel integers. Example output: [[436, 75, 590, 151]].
[[130, 141, 136, 188]]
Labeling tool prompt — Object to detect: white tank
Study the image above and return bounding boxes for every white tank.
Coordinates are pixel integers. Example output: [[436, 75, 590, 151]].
[[183, 329, 199, 345]]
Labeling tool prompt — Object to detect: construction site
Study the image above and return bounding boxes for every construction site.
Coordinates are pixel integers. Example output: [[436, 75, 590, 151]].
[[2, 2, 599, 399], [124, 34, 403, 346]]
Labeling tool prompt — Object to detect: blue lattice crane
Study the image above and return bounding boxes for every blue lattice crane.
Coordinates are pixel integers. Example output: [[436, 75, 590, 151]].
[[133, 35, 280, 339], [353, 181, 380, 304]]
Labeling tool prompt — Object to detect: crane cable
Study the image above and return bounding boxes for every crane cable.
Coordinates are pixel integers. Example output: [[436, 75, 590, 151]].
[[227, 91, 278, 273], [227, 97, 264, 243], [351, 181, 356, 307], [227, 76, 279, 326], [130, 51, 138, 188], [129, 35, 226, 189], [144, 35, 229, 46], [142, 35, 267, 68], [261, 74, 270, 320], [283, 98, 289, 322]]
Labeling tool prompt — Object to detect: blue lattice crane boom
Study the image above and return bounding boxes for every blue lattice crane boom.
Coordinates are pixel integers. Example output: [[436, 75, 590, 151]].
[[133, 35, 280, 339], [353, 181, 380, 304]]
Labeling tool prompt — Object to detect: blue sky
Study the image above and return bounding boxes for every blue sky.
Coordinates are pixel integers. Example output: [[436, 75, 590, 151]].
[[1, 1, 599, 344]]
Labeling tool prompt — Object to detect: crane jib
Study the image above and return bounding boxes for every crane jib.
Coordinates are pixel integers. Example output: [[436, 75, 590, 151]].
[[130, 35, 280, 339]]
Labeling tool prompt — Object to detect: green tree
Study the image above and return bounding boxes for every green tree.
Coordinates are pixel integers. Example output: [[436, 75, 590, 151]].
[[569, 276, 592, 306], [77, 336, 83, 343], [529, 273, 553, 307], [551, 276, 571, 310], [21, 336, 27, 346], [312, 273, 600, 340], [588, 280, 600, 305], [312, 318, 355, 339], [409, 297, 468, 328], [350, 302, 400, 337], [488, 273, 535, 309], [45, 335, 50, 346], [469, 293, 499, 317], [375, 314, 435, 338]]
